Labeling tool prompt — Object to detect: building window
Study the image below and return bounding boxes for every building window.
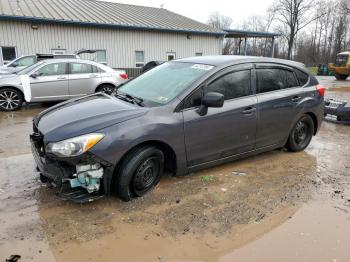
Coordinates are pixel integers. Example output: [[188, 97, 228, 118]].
[[195, 52, 203, 56], [96, 50, 107, 64], [166, 52, 176, 61], [1, 46, 16, 64], [135, 51, 144, 67]]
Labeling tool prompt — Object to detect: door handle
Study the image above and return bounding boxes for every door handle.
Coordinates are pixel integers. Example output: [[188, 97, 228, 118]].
[[242, 106, 256, 115], [89, 74, 98, 78], [57, 76, 66, 80], [291, 96, 302, 102]]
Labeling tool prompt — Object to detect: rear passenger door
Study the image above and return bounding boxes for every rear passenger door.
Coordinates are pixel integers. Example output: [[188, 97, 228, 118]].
[[183, 65, 257, 166], [255, 64, 301, 148], [68, 63, 102, 97]]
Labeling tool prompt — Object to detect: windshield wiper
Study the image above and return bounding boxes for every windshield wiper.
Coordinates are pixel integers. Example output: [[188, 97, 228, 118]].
[[114, 92, 144, 107]]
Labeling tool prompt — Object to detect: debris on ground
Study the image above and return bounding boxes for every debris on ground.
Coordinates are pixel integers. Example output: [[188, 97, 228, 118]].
[[6, 255, 21, 262], [231, 171, 246, 176]]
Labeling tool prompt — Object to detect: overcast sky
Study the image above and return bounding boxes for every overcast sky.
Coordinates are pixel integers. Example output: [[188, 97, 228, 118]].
[[103, 0, 275, 27]]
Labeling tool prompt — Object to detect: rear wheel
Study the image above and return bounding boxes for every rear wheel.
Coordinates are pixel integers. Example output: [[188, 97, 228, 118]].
[[287, 115, 314, 152], [0, 88, 23, 111], [115, 146, 164, 201], [335, 74, 349, 80], [96, 84, 115, 95]]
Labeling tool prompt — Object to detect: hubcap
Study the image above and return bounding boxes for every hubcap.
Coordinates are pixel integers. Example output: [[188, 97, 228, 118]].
[[132, 157, 160, 195], [0, 91, 20, 110], [294, 121, 308, 145]]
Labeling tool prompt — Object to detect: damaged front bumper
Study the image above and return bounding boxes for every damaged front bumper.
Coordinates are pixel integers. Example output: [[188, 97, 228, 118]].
[[30, 131, 115, 203]]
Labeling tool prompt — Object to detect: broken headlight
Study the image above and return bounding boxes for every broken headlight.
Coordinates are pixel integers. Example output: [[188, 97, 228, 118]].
[[46, 133, 104, 157]]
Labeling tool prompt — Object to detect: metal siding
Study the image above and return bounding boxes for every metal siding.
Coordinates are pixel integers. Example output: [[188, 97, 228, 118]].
[[0, 20, 223, 68]]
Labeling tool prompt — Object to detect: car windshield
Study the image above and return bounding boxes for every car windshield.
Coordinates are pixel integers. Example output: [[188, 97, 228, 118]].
[[118, 62, 214, 106], [17, 61, 45, 75]]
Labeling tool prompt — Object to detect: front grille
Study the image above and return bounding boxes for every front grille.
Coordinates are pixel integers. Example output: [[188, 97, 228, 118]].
[[335, 54, 349, 66]]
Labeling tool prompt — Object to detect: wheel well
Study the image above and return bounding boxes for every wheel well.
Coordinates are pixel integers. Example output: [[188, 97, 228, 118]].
[[305, 112, 318, 135], [117, 140, 177, 174], [0, 86, 25, 101], [95, 83, 115, 92]]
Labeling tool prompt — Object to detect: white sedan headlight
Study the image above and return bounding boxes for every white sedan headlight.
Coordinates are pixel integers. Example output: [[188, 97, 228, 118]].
[[46, 133, 104, 157]]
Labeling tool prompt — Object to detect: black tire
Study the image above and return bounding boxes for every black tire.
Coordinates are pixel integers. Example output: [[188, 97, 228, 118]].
[[96, 84, 115, 95], [335, 74, 349, 80], [115, 146, 164, 201], [0, 88, 23, 111], [287, 115, 314, 152]]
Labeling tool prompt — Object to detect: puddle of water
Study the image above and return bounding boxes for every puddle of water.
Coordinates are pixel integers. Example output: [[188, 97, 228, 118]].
[[220, 201, 350, 262]]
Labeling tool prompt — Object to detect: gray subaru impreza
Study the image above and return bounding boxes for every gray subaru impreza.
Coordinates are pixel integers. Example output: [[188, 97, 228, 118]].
[[30, 56, 325, 202]]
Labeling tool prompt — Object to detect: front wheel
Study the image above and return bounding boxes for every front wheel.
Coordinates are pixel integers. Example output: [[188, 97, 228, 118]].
[[115, 146, 164, 201], [96, 84, 115, 95], [287, 115, 314, 152], [335, 74, 349, 80], [0, 88, 23, 111]]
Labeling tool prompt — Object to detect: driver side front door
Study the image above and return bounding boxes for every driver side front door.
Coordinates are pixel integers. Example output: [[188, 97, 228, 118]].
[[183, 65, 257, 167]]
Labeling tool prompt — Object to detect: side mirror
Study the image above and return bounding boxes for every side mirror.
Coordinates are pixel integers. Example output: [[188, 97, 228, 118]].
[[11, 62, 18, 67], [197, 92, 224, 116], [30, 72, 40, 78]]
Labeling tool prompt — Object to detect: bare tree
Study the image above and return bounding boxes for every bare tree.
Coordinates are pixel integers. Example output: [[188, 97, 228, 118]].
[[207, 12, 234, 54], [207, 12, 232, 30], [272, 0, 323, 59]]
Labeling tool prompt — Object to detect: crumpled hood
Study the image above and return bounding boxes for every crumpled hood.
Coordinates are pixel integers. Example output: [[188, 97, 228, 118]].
[[36, 93, 148, 142]]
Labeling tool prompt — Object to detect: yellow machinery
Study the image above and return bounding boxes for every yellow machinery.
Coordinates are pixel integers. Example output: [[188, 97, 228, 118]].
[[328, 49, 350, 80]]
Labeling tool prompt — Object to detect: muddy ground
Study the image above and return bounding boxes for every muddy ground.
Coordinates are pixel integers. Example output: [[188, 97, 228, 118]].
[[0, 76, 350, 262]]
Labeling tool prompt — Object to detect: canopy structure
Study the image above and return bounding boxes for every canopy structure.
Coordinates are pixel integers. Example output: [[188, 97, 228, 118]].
[[224, 29, 282, 57]]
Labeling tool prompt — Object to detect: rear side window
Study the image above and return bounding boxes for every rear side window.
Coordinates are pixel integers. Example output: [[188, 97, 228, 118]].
[[295, 69, 309, 86], [256, 68, 298, 93], [36, 63, 66, 76], [70, 63, 95, 74], [206, 70, 251, 100]]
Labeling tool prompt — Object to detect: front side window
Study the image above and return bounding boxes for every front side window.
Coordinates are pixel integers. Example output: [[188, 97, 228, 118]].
[[118, 62, 214, 106], [36, 63, 66, 76], [256, 68, 298, 93], [135, 51, 144, 68], [70, 63, 94, 74], [16, 56, 36, 67], [184, 69, 252, 109], [206, 70, 251, 100]]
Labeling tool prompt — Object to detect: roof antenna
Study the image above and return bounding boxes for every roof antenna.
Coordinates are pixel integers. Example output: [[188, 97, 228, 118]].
[[160, 4, 164, 8]]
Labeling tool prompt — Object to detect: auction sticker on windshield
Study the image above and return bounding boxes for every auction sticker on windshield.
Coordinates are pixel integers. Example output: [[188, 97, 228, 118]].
[[191, 64, 214, 71]]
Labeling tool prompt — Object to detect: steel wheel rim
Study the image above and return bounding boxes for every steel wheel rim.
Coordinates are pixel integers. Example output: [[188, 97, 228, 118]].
[[294, 120, 308, 145], [132, 157, 160, 195], [0, 91, 20, 110]]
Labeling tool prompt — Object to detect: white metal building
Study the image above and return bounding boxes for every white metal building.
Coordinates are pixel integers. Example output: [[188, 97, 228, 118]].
[[0, 0, 225, 73]]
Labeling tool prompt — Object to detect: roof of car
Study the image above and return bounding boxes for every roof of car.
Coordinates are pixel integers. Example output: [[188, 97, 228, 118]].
[[41, 58, 98, 64], [176, 55, 306, 69]]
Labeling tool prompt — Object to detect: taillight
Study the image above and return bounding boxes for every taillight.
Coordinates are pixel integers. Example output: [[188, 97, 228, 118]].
[[119, 73, 128, 80], [316, 84, 325, 97]]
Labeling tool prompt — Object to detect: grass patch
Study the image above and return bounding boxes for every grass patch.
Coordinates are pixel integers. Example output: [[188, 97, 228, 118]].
[[202, 175, 215, 183], [307, 67, 318, 76]]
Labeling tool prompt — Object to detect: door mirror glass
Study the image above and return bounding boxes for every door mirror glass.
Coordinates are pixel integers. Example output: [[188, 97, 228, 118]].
[[197, 92, 224, 116]]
